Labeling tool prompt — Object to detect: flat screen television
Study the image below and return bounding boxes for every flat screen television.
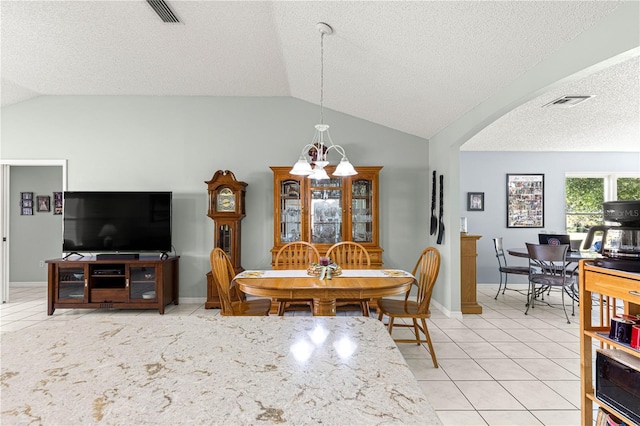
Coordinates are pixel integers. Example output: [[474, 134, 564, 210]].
[[63, 191, 172, 253]]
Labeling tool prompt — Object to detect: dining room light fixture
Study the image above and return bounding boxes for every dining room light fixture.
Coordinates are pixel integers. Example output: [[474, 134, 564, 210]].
[[290, 22, 357, 179]]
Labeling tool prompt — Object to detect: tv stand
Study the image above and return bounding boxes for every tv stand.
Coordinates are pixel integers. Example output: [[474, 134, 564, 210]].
[[46, 256, 179, 315]]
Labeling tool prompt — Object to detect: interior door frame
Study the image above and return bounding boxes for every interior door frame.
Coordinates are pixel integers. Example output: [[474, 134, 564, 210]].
[[0, 159, 67, 303]]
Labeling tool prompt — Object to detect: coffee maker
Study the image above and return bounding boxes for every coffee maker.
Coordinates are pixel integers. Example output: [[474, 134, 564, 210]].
[[583, 201, 640, 272]]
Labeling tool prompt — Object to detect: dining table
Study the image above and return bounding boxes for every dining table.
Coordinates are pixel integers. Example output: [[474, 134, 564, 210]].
[[233, 269, 415, 316]]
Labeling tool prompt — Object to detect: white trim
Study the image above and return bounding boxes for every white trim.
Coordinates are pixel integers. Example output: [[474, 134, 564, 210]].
[[9, 282, 47, 288], [179, 297, 206, 304], [0, 159, 67, 304], [430, 299, 463, 319]]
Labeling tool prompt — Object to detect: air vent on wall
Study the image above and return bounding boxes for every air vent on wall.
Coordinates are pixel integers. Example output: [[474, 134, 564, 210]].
[[146, 0, 180, 23], [543, 95, 594, 108]]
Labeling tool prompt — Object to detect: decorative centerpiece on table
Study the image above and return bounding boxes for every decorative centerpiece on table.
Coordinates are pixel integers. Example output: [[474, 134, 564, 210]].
[[307, 256, 342, 280]]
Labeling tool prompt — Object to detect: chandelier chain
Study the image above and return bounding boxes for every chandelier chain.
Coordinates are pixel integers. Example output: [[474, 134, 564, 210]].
[[320, 30, 325, 125]]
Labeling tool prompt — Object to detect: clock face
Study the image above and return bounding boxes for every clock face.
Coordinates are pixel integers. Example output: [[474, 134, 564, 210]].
[[216, 188, 236, 212]]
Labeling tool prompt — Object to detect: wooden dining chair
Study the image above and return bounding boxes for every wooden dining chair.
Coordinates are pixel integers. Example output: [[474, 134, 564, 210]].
[[377, 247, 441, 368], [273, 241, 320, 315], [326, 241, 372, 316], [210, 248, 271, 316]]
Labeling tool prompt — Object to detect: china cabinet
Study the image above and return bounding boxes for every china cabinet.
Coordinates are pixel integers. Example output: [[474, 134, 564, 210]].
[[270, 166, 383, 267], [579, 260, 640, 426]]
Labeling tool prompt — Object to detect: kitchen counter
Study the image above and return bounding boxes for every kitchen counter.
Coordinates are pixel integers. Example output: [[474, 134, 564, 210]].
[[1, 315, 441, 425]]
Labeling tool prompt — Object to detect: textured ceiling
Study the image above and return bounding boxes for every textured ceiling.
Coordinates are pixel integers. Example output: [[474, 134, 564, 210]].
[[1, 0, 638, 152]]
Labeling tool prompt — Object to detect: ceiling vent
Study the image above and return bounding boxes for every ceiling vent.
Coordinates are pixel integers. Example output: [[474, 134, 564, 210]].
[[146, 0, 180, 23], [543, 95, 594, 108]]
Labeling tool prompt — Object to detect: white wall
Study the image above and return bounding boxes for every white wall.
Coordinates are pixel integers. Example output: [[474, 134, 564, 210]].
[[1, 96, 428, 298], [460, 151, 640, 284]]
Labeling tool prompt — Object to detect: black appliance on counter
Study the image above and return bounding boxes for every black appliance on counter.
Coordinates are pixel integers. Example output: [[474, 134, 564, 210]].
[[596, 349, 640, 424], [583, 200, 640, 272]]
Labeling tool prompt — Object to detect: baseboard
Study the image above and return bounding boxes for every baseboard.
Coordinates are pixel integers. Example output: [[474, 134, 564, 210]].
[[430, 299, 463, 319], [178, 297, 206, 305], [10, 281, 46, 288]]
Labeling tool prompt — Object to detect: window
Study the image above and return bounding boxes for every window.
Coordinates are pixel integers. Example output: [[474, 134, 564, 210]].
[[565, 173, 640, 235]]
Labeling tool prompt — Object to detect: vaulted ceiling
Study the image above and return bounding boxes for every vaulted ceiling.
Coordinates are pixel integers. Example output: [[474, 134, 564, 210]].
[[2, 1, 638, 151]]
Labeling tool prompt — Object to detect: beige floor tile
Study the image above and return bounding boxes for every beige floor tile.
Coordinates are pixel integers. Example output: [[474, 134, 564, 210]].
[[492, 342, 543, 358], [513, 358, 578, 380], [475, 358, 535, 381], [499, 380, 575, 410], [473, 328, 519, 342], [432, 342, 471, 359], [529, 409, 581, 426], [460, 317, 497, 329], [430, 318, 468, 329], [460, 342, 507, 359], [403, 357, 449, 380], [443, 328, 486, 343], [542, 380, 580, 408], [436, 410, 488, 425], [439, 359, 493, 381], [524, 342, 579, 358], [455, 381, 524, 410], [485, 318, 527, 329], [552, 358, 580, 377], [478, 410, 543, 425], [419, 380, 474, 410], [505, 328, 552, 343]]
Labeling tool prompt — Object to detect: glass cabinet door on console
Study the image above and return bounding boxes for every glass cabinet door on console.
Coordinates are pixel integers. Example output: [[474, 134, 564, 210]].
[[129, 265, 157, 301], [271, 166, 383, 267], [56, 264, 87, 302]]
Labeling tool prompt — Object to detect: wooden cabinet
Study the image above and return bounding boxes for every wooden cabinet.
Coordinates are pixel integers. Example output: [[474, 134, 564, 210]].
[[579, 261, 640, 425], [270, 166, 383, 266], [47, 257, 179, 315], [460, 234, 482, 314]]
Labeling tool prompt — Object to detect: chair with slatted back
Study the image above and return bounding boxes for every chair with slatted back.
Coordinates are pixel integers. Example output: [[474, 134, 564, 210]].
[[210, 248, 271, 316], [274, 241, 320, 315], [377, 247, 440, 367], [325, 241, 372, 316], [493, 237, 529, 299]]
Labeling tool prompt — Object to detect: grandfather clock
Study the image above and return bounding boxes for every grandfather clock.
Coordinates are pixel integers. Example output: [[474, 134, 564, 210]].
[[204, 170, 247, 309]]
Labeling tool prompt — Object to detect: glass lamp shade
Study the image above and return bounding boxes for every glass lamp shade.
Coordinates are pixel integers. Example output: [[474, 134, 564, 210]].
[[333, 158, 357, 176], [290, 157, 313, 175], [308, 166, 330, 180]]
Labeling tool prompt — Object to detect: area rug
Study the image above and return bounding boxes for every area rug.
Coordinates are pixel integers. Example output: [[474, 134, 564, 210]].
[[1, 315, 441, 425]]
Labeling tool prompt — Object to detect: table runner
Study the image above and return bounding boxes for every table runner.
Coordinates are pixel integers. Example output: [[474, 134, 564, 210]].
[[236, 269, 413, 279]]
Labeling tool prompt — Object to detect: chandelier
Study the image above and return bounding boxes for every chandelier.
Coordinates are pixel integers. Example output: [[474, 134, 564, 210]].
[[290, 22, 357, 180]]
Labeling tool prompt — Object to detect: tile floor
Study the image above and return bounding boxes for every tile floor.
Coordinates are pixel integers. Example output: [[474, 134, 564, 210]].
[[1, 284, 583, 425]]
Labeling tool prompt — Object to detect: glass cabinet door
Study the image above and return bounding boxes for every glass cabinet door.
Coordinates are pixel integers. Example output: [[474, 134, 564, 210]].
[[351, 179, 373, 243], [57, 265, 86, 301], [129, 266, 157, 301], [310, 177, 343, 244], [279, 179, 302, 243]]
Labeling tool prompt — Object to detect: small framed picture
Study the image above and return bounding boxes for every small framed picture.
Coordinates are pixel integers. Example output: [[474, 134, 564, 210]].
[[37, 195, 51, 212], [21, 192, 33, 200], [21, 199, 33, 208], [53, 192, 63, 215], [467, 192, 484, 211], [22, 207, 33, 215]]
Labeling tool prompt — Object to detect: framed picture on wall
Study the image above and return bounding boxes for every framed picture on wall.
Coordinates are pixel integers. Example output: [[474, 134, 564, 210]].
[[506, 174, 544, 228], [53, 192, 63, 215], [467, 192, 484, 211], [37, 195, 51, 212]]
